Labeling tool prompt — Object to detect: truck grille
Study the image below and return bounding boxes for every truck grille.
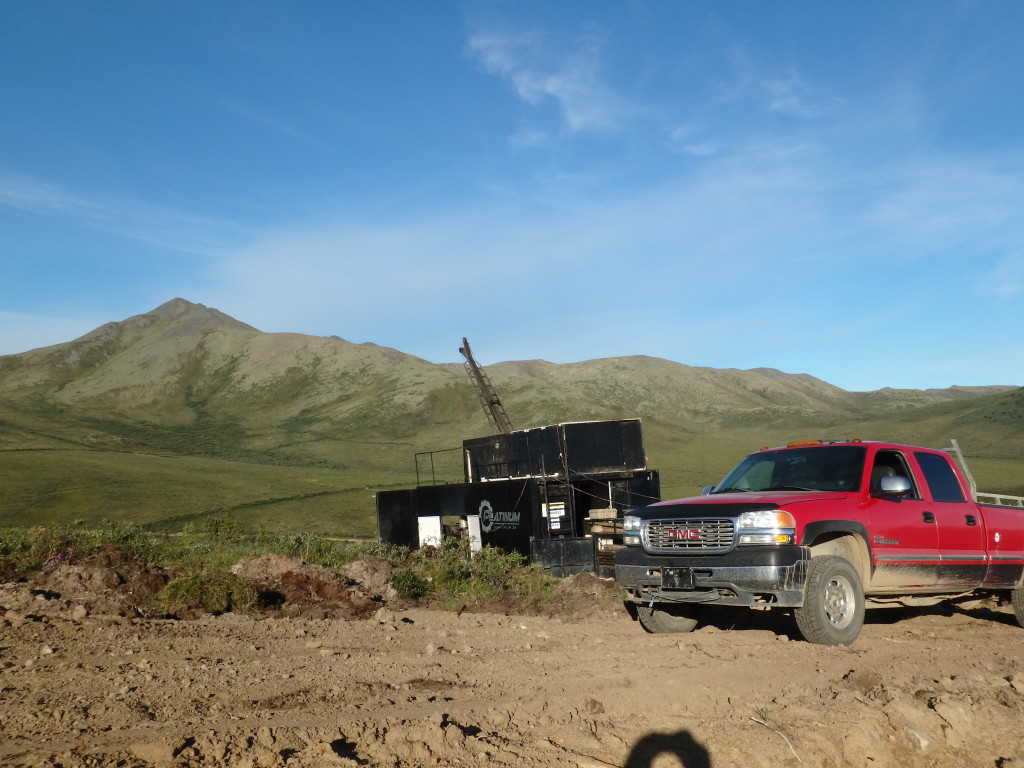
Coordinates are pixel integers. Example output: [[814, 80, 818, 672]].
[[642, 518, 735, 553]]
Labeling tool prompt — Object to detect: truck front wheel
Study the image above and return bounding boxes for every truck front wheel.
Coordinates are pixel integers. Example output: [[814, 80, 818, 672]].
[[794, 556, 864, 645], [636, 603, 701, 634]]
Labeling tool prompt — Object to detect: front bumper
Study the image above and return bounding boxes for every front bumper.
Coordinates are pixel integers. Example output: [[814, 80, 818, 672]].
[[615, 544, 810, 608]]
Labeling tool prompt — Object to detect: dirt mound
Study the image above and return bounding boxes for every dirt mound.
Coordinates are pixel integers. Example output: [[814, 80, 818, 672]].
[[4, 549, 612, 624], [230, 554, 396, 619], [339, 555, 398, 600], [553, 572, 622, 612], [23, 546, 176, 618], [1, 551, 401, 622]]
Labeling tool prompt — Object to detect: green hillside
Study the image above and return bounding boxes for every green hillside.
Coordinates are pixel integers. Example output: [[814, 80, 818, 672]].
[[1, 299, 1021, 535]]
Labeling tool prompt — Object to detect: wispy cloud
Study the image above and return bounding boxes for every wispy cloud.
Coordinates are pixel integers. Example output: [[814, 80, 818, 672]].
[[663, 50, 840, 160], [717, 47, 841, 122], [859, 154, 1024, 259], [763, 70, 837, 119], [466, 26, 628, 135], [224, 103, 328, 148], [0, 173, 242, 255], [0, 175, 110, 221], [509, 126, 552, 150], [668, 124, 721, 157]]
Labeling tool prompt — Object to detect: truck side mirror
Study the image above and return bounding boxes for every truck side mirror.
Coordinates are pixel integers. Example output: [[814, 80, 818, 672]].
[[877, 475, 912, 497], [700, 486, 715, 496]]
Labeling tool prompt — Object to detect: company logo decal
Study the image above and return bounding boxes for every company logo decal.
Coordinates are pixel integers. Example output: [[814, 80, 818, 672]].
[[479, 499, 521, 533], [666, 528, 702, 541]]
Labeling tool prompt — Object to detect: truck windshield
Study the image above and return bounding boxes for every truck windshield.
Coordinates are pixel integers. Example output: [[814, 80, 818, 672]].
[[712, 445, 867, 494]]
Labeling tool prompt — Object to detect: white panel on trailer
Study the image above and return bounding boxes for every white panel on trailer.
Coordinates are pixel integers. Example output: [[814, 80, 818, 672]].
[[466, 515, 482, 553], [418, 516, 442, 548]]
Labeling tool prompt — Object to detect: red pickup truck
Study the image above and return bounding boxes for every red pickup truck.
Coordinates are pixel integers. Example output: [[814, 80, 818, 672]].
[[615, 440, 1024, 645]]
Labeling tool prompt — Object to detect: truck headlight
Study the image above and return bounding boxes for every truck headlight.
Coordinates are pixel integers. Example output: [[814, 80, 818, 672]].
[[736, 509, 795, 545], [622, 514, 642, 546]]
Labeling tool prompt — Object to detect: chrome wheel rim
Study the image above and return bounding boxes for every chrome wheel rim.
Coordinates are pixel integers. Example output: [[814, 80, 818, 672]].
[[823, 574, 855, 629]]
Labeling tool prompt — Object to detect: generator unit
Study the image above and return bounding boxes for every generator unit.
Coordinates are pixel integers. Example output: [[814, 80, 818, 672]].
[[375, 419, 660, 577]]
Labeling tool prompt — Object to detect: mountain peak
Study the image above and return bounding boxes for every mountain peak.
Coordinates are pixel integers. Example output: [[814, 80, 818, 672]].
[[144, 299, 257, 333], [150, 297, 202, 319]]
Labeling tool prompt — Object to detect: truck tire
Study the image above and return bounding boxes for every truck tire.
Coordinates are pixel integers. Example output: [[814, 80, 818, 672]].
[[794, 556, 864, 645], [1012, 585, 1024, 629], [636, 603, 701, 634]]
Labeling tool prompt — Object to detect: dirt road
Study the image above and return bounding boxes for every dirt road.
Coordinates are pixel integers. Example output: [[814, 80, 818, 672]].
[[2, 563, 1024, 767]]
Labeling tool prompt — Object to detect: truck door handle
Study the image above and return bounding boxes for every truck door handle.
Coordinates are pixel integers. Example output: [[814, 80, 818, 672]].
[[922, 512, 935, 524], [965, 515, 977, 526]]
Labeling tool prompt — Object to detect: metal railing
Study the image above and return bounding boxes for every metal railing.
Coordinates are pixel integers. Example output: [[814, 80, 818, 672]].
[[944, 439, 1024, 508], [976, 492, 1024, 509]]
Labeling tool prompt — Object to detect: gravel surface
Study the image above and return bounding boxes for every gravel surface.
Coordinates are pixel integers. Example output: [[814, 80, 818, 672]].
[[2, 561, 1023, 767]]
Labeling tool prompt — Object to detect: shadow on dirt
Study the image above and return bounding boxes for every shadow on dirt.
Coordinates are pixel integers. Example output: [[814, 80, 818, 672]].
[[864, 600, 1020, 628], [624, 730, 711, 768], [950, 603, 1021, 628], [665, 598, 1019, 640], [687, 605, 799, 638]]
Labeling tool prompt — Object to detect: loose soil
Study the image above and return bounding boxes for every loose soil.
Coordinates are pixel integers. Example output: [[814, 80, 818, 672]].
[[2, 555, 1024, 767]]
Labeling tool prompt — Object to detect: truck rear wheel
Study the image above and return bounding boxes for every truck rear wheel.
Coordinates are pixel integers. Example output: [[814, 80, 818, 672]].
[[1012, 585, 1024, 628], [636, 603, 701, 634], [794, 556, 864, 645]]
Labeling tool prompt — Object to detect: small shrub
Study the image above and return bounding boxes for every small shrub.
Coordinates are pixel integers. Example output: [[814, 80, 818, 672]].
[[390, 570, 432, 601], [469, 544, 528, 589], [410, 538, 553, 608], [45, 546, 76, 567], [0, 522, 155, 570], [29, 526, 66, 569], [428, 539, 474, 588], [286, 532, 334, 564], [0, 528, 32, 569], [156, 570, 258, 616], [337, 540, 410, 566], [205, 510, 240, 542], [91, 519, 155, 562]]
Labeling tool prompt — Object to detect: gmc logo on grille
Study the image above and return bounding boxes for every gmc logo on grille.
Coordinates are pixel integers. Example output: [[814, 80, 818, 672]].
[[666, 528, 702, 541]]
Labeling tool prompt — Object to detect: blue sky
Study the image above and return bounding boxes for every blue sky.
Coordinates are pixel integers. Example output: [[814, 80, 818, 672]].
[[2, 1, 1022, 392]]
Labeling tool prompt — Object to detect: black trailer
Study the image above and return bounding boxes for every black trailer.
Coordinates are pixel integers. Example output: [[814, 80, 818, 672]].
[[375, 419, 660, 577]]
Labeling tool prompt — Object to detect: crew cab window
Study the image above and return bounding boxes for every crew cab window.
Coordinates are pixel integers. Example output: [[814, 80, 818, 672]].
[[713, 445, 866, 493], [870, 450, 919, 498], [914, 452, 967, 503]]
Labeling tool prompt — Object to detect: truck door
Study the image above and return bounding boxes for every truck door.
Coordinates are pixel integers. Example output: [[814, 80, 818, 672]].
[[866, 449, 939, 589], [912, 451, 987, 588]]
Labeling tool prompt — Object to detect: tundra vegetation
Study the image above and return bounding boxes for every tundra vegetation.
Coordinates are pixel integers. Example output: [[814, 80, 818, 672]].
[[0, 515, 573, 617], [1, 299, 1021, 537]]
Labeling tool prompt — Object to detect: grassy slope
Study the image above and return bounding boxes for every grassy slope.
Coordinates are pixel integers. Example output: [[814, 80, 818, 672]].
[[3, 386, 1021, 534], [1, 301, 1021, 534], [0, 390, 466, 535]]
